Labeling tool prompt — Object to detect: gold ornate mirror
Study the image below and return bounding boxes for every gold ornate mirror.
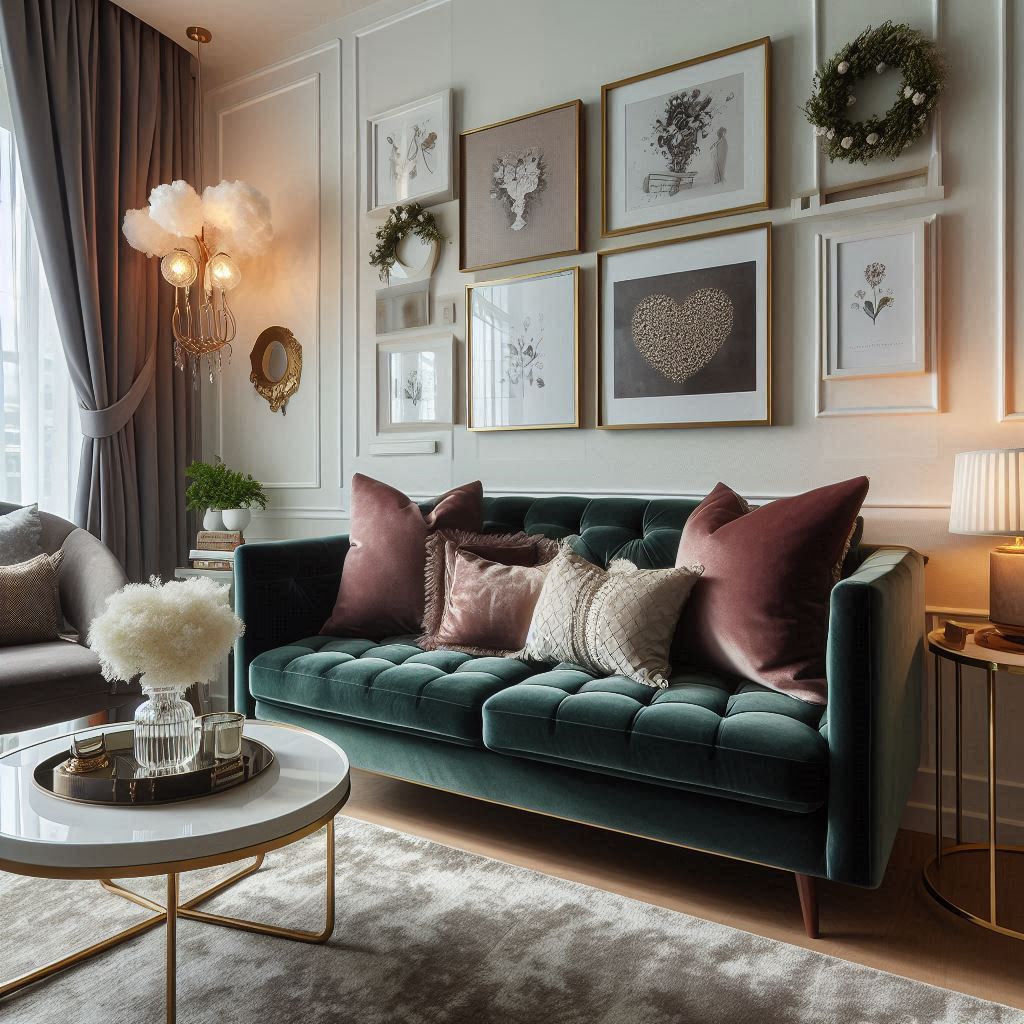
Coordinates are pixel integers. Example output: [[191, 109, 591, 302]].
[[249, 326, 302, 414]]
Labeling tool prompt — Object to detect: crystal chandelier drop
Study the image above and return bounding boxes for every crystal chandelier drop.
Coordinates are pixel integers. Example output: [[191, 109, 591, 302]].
[[121, 26, 272, 385]]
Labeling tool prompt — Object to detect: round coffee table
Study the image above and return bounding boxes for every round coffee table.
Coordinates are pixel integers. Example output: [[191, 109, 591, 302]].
[[0, 720, 350, 1022]]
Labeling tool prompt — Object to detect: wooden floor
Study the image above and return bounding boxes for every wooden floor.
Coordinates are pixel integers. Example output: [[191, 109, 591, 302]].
[[343, 768, 1024, 1011]]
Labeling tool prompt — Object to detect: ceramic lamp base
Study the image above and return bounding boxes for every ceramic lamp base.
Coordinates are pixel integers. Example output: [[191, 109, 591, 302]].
[[990, 545, 1024, 641]]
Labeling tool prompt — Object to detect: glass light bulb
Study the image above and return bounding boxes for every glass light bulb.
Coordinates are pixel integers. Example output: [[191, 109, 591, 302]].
[[160, 248, 198, 288], [207, 252, 242, 292]]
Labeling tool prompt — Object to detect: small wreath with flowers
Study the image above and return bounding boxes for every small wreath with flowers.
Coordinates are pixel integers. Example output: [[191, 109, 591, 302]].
[[369, 202, 447, 283], [803, 21, 947, 165]]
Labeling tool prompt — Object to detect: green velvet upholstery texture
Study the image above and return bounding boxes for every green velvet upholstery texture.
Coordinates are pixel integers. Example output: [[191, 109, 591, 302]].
[[233, 493, 922, 889]]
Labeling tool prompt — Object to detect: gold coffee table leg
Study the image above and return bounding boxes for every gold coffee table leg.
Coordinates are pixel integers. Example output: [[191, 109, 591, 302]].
[[167, 873, 178, 1024]]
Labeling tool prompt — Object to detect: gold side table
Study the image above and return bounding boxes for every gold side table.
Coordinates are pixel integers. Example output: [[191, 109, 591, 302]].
[[925, 627, 1024, 940]]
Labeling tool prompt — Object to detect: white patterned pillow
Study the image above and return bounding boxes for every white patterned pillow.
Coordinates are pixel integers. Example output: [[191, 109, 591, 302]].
[[516, 549, 703, 688], [0, 503, 43, 566], [0, 551, 64, 647]]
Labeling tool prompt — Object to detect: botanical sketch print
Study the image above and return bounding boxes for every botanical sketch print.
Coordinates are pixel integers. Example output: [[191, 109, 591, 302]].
[[491, 148, 547, 231], [613, 261, 756, 399], [389, 350, 437, 423], [501, 315, 546, 394], [386, 119, 438, 199], [624, 72, 745, 212], [404, 369, 423, 406], [850, 262, 895, 324]]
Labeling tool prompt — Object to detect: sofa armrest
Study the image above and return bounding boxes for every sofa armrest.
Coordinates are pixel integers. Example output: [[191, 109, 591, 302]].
[[825, 545, 925, 887], [58, 527, 129, 640], [233, 535, 350, 714]]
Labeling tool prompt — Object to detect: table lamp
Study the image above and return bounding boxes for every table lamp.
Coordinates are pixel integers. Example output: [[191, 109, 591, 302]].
[[949, 448, 1024, 640]]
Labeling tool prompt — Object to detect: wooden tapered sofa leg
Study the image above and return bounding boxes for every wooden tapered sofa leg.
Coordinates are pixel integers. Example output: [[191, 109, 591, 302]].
[[794, 873, 820, 938]]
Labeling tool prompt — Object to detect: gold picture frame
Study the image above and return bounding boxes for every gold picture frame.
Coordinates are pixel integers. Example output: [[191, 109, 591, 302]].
[[600, 37, 771, 237], [459, 99, 583, 273], [466, 266, 580, 432], [596, 222, 772, 429]]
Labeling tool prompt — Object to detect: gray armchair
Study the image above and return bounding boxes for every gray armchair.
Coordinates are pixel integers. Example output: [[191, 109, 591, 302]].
[[0, 502, 142, 733]]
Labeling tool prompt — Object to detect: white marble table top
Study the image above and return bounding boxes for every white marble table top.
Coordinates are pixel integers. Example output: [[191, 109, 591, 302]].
[[0, 721, 350, 877]]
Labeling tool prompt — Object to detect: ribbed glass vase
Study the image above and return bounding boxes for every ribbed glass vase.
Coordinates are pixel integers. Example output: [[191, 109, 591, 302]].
[[134, 686, 198, 772]]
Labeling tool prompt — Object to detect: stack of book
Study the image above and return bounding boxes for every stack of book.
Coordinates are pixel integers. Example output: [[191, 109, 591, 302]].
[[190, 530, 244, 571]]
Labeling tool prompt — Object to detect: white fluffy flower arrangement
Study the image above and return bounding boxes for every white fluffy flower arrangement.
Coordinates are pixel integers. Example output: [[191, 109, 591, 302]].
[[122, 178, 273, 260], [89, 576, 244, 689]]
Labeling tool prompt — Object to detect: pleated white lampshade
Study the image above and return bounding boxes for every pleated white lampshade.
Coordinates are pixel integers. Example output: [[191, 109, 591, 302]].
[[949, 449, 1024, 537]]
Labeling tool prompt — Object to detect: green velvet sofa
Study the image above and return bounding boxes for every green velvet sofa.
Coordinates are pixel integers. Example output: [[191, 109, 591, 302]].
[[234, 493, 925, 937]]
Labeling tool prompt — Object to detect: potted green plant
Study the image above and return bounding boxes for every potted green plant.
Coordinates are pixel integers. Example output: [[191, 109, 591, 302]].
[[185, 458, 268, 532]]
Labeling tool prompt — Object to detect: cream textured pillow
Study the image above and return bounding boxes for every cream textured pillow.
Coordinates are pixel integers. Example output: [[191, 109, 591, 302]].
[[516, 550, 703, 688]]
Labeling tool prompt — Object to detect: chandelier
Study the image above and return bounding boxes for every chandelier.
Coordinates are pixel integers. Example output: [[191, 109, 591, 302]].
[[121, 27, 272, 383]]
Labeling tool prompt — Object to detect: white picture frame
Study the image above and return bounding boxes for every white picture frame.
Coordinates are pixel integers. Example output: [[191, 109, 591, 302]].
[[466, 267, 579, 431], [820, 218, 930, 381], [366, 90, 454, 214], [376, 333, 455, 433]]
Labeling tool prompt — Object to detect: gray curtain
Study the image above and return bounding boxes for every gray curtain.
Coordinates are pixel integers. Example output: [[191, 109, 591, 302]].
[[0, 0, 197, 580]]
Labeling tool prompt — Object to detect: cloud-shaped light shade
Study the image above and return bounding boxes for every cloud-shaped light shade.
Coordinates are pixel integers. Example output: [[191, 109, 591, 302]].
[[148, 179, 205, 237], [202, 179, 273, 258], [122, 207, 179, 258]]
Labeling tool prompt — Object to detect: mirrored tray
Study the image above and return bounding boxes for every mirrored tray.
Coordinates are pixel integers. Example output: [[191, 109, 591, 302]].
[[33, 729, 275, 806]]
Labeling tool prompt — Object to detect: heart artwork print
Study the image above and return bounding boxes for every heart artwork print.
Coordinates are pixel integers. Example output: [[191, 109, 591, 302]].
[[612, 260, 757, 399], [631, 289, 734, 383]]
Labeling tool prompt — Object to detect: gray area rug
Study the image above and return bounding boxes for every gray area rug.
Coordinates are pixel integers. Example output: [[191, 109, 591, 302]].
[[1, 816, 1020, 1024]]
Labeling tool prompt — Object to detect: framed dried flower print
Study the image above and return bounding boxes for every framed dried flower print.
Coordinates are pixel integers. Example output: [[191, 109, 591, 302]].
[[818, 217, 933, 380], [367, 90, 453, 214], [597, 223, 771, 429], [460, 100, 582, 273], [466, 267, 579, 431], [376, 334, 455, 433], [601, 38, 770, 237]]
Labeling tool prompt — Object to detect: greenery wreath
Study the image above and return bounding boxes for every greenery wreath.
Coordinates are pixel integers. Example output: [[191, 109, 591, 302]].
[[369, 202, 446, 283], [803, 21, 947, 165]]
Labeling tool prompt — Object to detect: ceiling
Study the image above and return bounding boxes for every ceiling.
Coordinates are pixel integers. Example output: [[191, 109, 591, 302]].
[[114, 0, 379, 74]]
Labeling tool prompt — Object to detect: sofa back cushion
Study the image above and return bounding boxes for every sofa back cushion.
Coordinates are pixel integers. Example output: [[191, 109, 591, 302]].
[[322, 475, 483, 638], [674, 478, 869, 705]]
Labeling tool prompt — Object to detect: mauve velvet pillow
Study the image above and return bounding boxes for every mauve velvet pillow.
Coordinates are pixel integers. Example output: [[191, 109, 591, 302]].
[[320, 475, 483, 638], [420, 528, 560, 647], [674, 477, 869, 705], [432, 550, 550, 656]]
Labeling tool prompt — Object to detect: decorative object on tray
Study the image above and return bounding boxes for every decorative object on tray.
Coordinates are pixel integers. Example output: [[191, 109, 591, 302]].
[[466, 267, 579, 431], [34, 724, 272, 804], [366, 89, 453, 214], [459, 100, 582, 272], [250, 325, 302, 414], [370, 202, 446, 284], [601, 38, 769, 237], [803, 22, 947, 165], [321, 475, 483, 638], [949, 448, 1024, 641], [186, 457, 267, 537], [597, 222, 770, 428], [88, 577, 245, 772], [517, 548, 703, 688], [376, 333, 455, 432], [818, 216, 934, 380], [675, 477, 869, 704]]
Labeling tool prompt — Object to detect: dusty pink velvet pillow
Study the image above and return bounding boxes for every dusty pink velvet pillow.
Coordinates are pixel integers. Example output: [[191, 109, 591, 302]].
[[675, 477, 869, 705], [320, 474, 483, 638], [432, 550, 550, 656], [420, 528, 560, 647]]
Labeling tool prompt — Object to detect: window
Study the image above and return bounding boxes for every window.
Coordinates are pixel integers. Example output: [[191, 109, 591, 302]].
[[0, 68, 81, 519]]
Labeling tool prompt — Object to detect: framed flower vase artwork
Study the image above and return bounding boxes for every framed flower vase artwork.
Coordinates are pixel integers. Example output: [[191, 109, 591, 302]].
[[597, 223, 771, 429], [466, 267, 579, 431], [376, 334, 455, 433], [818, 217, 935, 381], [366, 90, 454, 214], [460, 100, 582, 273], [601, 37, 770, 237]]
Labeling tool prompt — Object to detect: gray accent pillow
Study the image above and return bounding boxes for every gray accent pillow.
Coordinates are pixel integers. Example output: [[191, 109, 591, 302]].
[[0, 503, 43, 566], [516, 549, 703, 689], [0, 550, 64, 646]]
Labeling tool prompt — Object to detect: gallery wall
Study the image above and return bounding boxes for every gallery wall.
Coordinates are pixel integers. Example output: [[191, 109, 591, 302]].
[[201, 0, 1024, 838]]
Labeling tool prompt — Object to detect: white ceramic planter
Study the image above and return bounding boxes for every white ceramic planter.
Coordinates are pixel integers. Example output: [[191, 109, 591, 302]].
[[221, 508, 252, 532], [203, 508, 225, 531]]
